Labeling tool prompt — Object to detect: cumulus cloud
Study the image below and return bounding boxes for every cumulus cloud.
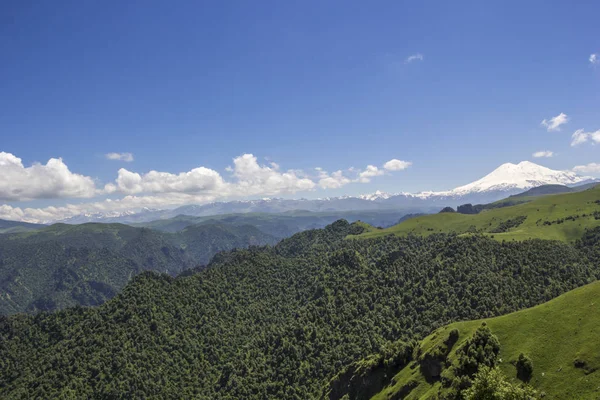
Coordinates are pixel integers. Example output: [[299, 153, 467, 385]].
[[0, 152, 414, 222], [104, 154, 316, 198], [316, 158, 411, 188], [541, 113, 569, 132], [106, 166, 227, 195], [0, 193, 219, 223], [383, 159, 412, 171], [357, 165, 385, 183], [572, 163, 600, 174], [231, 154, 316, 196], [532, 150, 554, 158], [0, 152, 97, 201], [318, 170, 351, 189], [405, 53, 424, 64], [590, 54, 598, 65], [570, 128, 600, 146], [105, 152, 134, 162]]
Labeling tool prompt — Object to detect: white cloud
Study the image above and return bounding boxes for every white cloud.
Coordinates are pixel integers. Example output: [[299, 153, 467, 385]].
[[107, 166, 227, 195], [532, 150, 554, 158], [570, 128, 600, 146], [541, 113, 569, 132], [405, 53, 424, 64], [573, 163, 600, 174], [590, 54, 598, 65], [105, 152, 134, 162], [383, 159, 412, 171], [230, 154, 316, 196], [317, 170, 351, 189], [357, 165, 385, 183], [0, 152, 97, 201], [0, 193, 219, 223], [0, 152, 414, 222]]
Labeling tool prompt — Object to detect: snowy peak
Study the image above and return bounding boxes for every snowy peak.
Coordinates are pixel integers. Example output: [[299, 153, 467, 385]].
[[447, 161, 589, 195], [357, 190, 395, 201]]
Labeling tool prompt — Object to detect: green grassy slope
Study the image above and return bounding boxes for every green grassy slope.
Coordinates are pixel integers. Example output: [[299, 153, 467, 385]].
[[371, 280, 600, 400], [352, 186, 600, 242]]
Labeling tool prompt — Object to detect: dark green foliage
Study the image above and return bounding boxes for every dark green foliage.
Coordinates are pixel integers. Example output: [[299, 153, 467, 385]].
[[0, 222, 277, 314], [455, 324, 501, 378], [516, 353, 533, 382], [490, 216, 527, 233], [1, 221, 599, 398], [457, 204, 479, 215], [464, 367, 537, 400], [441, 325, 502, 399], [456, 200, 526, 215], [440, 207, 456, 213], [447, 329, 460, 347], [419, 329, 461, 383], [326, 340, 415, 400]]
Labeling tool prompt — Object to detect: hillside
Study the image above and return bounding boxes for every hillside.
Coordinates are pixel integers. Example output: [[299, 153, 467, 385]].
[[509, 184, 574, 198], [0, 222, 277, 314], [0, 219, 45, 234], [353, 186, 600, 242], [1, 221, 599, 398], [361, 280, 600, 400]]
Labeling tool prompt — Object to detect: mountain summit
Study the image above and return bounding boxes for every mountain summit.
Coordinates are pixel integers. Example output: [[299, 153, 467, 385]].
[[445, 161, 589, 196]]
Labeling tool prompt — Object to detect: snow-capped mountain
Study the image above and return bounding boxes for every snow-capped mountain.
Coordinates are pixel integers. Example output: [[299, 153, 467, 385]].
[[357, 190, 395, 201], [357, 161, 591, 201], [436, 161, 588, 196], [55, 161, 596, 224]]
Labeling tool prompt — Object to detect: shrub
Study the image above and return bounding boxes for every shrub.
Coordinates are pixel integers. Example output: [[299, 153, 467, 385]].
[[516, 353, 533, 382]]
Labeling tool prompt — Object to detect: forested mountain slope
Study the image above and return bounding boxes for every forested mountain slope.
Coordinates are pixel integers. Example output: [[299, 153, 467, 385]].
[[0, 222, 276, 314], [353, 186, 600, 242], [1, 221, 599, 398]]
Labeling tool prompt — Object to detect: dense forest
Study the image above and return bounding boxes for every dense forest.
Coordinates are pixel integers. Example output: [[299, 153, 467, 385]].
[[2, 220, 599, 398], [0, 222, 277, 314]]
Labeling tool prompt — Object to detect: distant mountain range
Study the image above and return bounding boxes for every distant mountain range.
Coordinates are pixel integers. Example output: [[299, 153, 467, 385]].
[[0, 219, 45, 234], [55, 161, 596, 224]]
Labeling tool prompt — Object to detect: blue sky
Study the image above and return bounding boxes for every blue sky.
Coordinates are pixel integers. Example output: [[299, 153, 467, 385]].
[[1, 0, 599, 221]]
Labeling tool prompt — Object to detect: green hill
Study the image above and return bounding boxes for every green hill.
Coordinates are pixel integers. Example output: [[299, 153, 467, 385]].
[[352, 186, 600, 242], [0, 222, 277, 314], [362, 280, 600, 400], [509, 184, 574, 198], [1, 221, 599, 398]]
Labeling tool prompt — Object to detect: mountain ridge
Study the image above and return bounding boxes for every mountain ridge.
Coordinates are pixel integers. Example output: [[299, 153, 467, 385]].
[[24, 161, 595, 224]]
